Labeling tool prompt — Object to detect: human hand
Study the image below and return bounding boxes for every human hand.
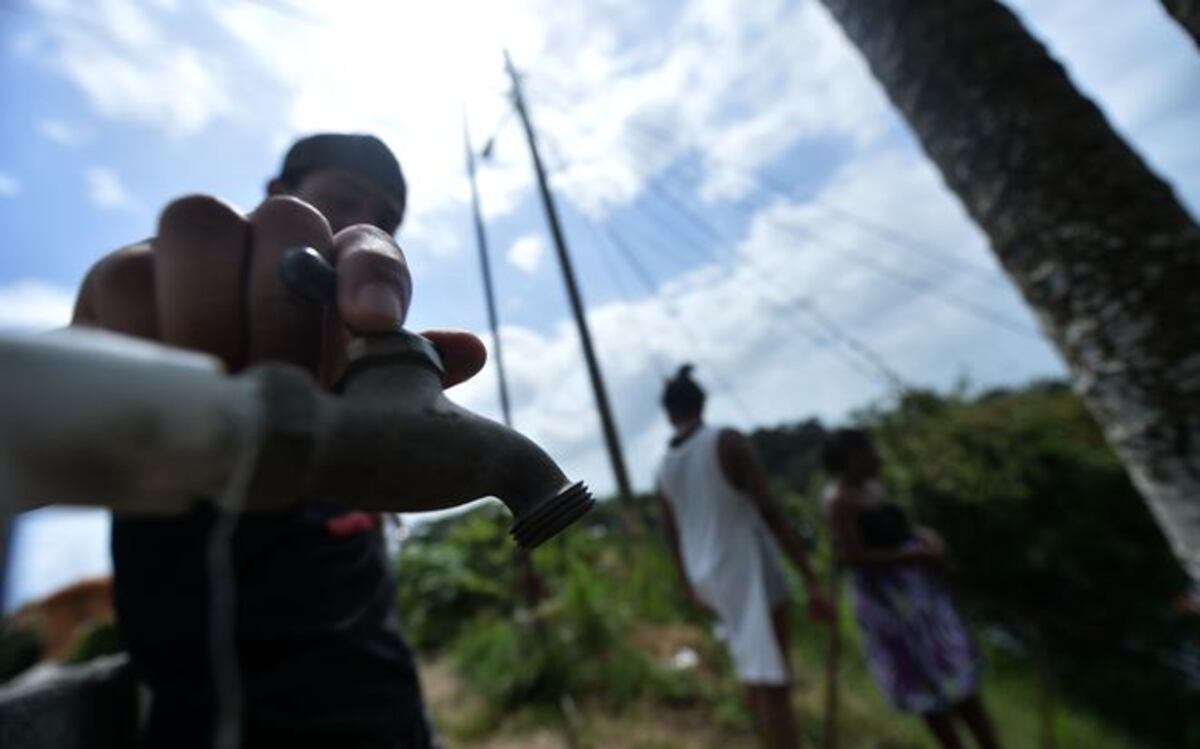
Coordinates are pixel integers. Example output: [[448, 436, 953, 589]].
[[72, 195, 485, 389], [915, 527, 948, 566]]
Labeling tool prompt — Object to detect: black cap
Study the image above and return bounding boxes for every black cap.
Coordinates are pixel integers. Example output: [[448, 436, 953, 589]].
[[278, 133, 407, 225]]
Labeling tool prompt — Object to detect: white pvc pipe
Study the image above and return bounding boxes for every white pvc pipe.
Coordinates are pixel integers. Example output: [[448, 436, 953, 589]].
[[0, 328, 261, 516]]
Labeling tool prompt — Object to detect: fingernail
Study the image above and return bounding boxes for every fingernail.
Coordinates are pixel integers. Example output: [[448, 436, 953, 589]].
[[353, 282, 405, 328]]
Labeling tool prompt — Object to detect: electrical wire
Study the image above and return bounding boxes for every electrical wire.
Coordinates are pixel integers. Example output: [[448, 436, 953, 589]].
[[526, 75, 1004, 285], [537, 131, 903, 393]]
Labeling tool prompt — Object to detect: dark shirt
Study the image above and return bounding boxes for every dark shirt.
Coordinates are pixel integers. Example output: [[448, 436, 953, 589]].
[[856, 502, 914, 550], [112, 505, 432, 749]]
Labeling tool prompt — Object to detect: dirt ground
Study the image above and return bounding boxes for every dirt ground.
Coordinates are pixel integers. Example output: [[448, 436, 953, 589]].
[[419, 656, 763, 749]]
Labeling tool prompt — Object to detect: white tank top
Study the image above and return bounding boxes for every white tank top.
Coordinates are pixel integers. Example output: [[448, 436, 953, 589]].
[[657, 425, 764, 583], [656, 424, 790, 683]]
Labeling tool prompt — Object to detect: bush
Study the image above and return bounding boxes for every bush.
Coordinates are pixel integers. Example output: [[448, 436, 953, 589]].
[[394, 505, 517, 650], [63, 619, 121, 665], [0, 625, 43, 682]]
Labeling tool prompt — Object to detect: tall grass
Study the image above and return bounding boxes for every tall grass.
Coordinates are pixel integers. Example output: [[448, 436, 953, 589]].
[[398, 502, 1158, 748]]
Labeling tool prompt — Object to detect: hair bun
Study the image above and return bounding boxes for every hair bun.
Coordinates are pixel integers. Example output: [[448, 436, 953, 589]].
[[663, 363, 706, 416]]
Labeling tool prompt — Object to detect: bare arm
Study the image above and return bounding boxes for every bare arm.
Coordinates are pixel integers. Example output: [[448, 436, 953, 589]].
[[717, 429, 819, 584], [825, 488, 933, 569]]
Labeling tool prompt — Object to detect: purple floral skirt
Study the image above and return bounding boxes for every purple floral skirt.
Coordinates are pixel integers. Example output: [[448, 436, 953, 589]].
[[851, 560, 980, 714]]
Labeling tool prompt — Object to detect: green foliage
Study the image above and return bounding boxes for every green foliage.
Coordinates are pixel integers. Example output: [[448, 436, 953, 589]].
[[0, 624, 43, 682], [437, 503, 700, 718], [63, 619, 121, 665], [752, 419, 827, 494], [394, 504, 517, 650]]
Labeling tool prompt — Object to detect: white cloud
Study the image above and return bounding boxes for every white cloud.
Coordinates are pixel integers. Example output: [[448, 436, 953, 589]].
[[85, 166, 140, 212], [19, 0, 1198, 245], [22, 0, 231, 136], [507, 233, 546, 275], [38, 118, 88, 146], [504, 0, 884, 218], [208, 0, 544, 256], [0, 172, 21, 197], [0, 280, 75, 331]]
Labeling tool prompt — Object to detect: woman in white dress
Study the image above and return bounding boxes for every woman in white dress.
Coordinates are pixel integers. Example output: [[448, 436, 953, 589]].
[[656, 365, 832, 748]]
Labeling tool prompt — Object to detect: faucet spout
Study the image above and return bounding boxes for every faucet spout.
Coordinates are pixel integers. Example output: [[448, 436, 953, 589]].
[[297, 332, 594, 548]]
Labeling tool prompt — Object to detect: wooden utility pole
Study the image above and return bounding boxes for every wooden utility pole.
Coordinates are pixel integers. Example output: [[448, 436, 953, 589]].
[[817, 0, 1200, 579], [1161, 0, 1200, 48], [504, 50, 634, 505], [463, 114, 513, 428]]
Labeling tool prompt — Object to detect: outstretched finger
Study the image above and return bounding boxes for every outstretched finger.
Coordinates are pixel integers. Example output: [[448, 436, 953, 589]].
[[331, 224, 412, 334]]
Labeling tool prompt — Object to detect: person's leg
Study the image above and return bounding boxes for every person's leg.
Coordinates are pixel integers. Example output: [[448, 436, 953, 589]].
[[956, 693, 1002, 749], [743, 602, 801, 748], [923, 710, 964, 749], [770, 602, 792, 679], [744, 684, 799, 749]]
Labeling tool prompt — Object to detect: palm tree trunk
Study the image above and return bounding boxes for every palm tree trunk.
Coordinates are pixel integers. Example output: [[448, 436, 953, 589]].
[[1162, 0, 1200, 48], [816, 0, 1200, 579]]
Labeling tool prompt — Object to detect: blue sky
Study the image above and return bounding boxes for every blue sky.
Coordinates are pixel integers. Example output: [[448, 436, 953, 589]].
[[3, 0, 1199, 610]]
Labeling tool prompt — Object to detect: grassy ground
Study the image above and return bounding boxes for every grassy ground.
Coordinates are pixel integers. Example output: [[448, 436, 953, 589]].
[[420, 611, 1140, 749]]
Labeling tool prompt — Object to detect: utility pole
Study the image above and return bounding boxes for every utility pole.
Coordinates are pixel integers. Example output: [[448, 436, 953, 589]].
[[504, 50, 634, 505], [463, 113, 513, 427]]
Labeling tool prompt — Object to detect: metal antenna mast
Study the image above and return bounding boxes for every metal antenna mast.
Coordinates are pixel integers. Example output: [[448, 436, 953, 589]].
[[463, 112, 513, 427]]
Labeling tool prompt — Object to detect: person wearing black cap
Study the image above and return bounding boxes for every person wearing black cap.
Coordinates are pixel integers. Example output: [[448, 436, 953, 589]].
[[71, 134, 481, 748], [269, 133, 409, 235], [656, 365, 833, 749]]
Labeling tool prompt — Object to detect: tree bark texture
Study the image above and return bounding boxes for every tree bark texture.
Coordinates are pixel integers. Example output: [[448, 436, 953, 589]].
[[818, 0, 1200, 579], [1162, 0, 1200, 49]]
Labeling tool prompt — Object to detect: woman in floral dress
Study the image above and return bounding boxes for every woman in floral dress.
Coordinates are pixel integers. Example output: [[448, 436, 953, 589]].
[[821, 428, 1002, 749]]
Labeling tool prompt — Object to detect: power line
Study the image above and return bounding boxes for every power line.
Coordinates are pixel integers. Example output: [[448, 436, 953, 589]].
[[632, 151, 1040, 340], [568, 213, 671, 381], [635, 177, 909, 389], [585, 217, 762, 423], [521, 83, 1037, 342], [590, 159, 909, 387], [525, 76, 1005, 285], [607, 176, 900, 388], [536, 126, 906, 392], [616, 118, 1005, 284]]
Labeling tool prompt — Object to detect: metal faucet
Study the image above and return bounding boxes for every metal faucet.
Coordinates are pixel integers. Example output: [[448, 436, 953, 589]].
[[0, 249, 593, 550]]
